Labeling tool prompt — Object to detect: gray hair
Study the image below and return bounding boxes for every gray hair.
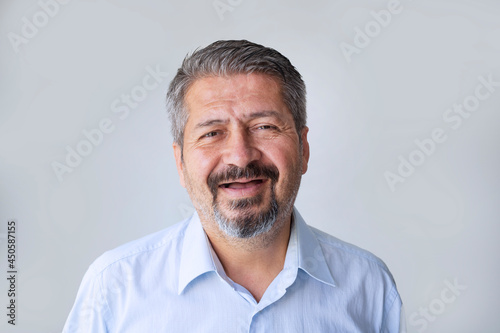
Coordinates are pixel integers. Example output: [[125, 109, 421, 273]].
[[165, 40, 307, 148]]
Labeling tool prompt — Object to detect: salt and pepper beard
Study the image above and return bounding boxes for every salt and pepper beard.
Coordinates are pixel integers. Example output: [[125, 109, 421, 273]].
[[213, 189, 279, 239], [207, 161, 300, 239]]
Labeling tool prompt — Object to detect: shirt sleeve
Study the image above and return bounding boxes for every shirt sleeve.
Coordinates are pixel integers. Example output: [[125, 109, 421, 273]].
[[399, 305, 407, 333], [62, 265, 111, 333], [381, 287, 406, 333]]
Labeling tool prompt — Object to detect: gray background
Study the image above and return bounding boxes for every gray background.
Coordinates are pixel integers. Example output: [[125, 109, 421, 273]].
[[1, 0, 499, 332]]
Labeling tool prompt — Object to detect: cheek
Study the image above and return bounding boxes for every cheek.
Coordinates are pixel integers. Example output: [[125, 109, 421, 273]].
[[185, 150, 219, 184], [268, 149, 303, 189], [262, 141, 300, 167]]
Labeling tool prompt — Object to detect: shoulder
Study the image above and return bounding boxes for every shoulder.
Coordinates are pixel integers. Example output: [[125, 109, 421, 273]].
[[310, 225, 396, 284], [85, 217, 190, 278], [302, 222, 404, 330], [313, 226, 391, 268]]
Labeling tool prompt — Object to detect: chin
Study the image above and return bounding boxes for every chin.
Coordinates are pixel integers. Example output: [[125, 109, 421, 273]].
[[213, 197, 279, 239]]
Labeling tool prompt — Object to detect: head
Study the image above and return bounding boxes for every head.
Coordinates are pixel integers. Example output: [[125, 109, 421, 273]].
[[166, 40, 309, 241], [166, 40, 307, 150]]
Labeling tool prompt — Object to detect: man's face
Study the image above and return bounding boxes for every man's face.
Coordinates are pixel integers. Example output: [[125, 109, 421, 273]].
[[173, 73, 309, 239]]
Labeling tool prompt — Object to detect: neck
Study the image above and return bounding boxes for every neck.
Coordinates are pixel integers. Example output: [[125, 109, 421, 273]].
[[202, 213, 292, 302]]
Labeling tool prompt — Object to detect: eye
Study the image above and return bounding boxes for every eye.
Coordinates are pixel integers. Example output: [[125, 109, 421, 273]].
[[201, 131, 220, 139], [257, 125, 277, 130]]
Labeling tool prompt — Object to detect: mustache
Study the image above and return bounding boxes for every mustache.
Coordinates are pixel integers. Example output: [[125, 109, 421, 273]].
[[207, 162, 279, 196]]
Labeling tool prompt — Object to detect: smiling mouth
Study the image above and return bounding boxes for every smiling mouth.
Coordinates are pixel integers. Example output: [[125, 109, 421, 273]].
[[219, 179, 265, 189]]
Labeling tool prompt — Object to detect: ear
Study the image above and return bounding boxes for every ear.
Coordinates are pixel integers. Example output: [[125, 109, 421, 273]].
[[300, 126, 310, 175], [173, 143, 186, 188]]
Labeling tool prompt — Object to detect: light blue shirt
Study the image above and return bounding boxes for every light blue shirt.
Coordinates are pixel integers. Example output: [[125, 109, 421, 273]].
[[63, 208, 405, 332]]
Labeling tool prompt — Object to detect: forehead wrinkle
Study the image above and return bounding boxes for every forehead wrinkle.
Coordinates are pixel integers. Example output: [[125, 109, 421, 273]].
[[195, 109, 281, 130], [185, 74, 286, 133], [188, 73, 281, 106], [195, 118, 228, 129], [244, 110, 281, 120]]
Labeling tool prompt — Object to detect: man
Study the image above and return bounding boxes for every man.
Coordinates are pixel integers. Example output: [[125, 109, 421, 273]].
[[63, 40, 405, 332]]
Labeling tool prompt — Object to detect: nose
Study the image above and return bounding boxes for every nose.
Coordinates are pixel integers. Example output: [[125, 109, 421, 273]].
[[221, 128, 261, 168]]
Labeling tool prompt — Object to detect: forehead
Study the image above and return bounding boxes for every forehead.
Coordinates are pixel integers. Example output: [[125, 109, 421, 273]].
[[184, 73, 286, 117]]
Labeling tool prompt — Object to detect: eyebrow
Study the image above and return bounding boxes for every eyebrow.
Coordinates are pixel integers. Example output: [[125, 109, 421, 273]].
[[194, 110, 281, 129], [245, 110, 281, 120], [194, 119, 227, 129]]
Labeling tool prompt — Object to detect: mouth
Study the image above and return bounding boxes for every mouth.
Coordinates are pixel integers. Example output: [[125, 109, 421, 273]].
[[207, 162, 280, 199], [219, 178, 266, 189], [216, 178, 269, 198]]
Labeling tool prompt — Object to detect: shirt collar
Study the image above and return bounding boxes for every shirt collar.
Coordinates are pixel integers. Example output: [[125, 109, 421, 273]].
[[293, 208, 336, 287], [177, 212, 216, 295], [177, 207, 336, 295]]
